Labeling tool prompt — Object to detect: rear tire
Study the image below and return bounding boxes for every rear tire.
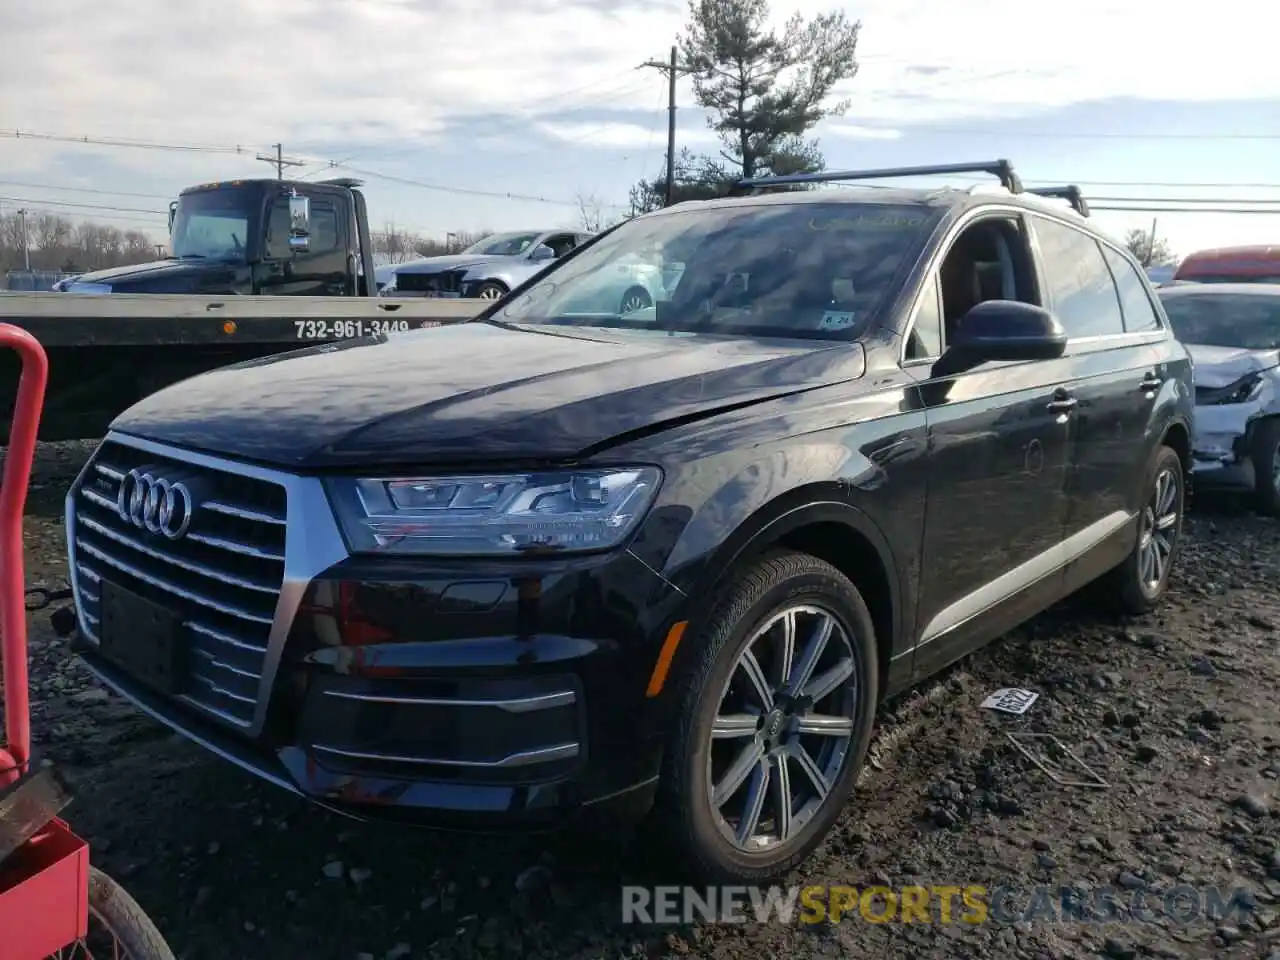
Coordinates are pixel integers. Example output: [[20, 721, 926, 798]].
[[647, 550, 879, 884], [1097, 444, 1185, 615], [1250, 417, 1280, 517]]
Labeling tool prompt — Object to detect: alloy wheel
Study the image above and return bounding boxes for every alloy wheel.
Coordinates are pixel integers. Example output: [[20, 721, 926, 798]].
[[1138, 466, 1180, 594], [478, 285, 504, 300], [620, 292, 650, 314], [705, 604, 860, 853]]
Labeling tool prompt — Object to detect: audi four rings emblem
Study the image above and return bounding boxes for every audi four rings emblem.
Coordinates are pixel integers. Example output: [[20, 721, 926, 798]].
[[116, 469, 196, 540]]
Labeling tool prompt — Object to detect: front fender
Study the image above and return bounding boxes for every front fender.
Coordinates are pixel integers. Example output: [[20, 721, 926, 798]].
[[621, 383, 928, 654]]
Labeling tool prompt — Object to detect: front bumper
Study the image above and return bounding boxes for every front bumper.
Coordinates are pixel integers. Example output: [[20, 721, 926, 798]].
[[1190, 402, 1264, 489], [65, 433, 678, 831]]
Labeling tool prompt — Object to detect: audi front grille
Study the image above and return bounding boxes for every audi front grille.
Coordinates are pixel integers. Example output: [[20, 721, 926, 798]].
[[69, 438, 287, 729]]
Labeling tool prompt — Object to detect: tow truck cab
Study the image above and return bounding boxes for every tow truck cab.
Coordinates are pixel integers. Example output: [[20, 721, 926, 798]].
[[62, 178, 378, 297]]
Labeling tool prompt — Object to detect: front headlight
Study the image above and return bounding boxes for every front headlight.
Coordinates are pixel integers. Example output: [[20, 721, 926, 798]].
[[325, 467, 662, 556], [1214, 373, 1265, 405]]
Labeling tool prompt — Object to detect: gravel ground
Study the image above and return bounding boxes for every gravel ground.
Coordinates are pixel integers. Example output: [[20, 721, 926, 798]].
[[10, 441, 1280, 959]]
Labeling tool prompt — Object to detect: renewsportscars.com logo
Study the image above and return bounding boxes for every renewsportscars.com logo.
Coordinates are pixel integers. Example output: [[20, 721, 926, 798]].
[[621, 884, 1257, 926]]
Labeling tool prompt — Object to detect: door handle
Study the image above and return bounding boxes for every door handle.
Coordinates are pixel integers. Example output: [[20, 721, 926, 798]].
[[1046, 395, 1078, 415], [1139, 373, 1163, 393]]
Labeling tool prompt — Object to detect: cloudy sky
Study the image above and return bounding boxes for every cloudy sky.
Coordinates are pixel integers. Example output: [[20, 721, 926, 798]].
[[2, 0, 1279, 258]]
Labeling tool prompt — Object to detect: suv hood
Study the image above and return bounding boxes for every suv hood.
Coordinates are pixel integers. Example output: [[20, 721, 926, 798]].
[[111, 322, 866, 468], [64, 259, 236, 294], [1186, 343, 1280, 387]]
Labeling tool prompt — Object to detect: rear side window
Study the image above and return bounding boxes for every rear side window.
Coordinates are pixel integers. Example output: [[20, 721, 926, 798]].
[[1032, 217, 1125, 337], [1102, 246, 1163, 332]]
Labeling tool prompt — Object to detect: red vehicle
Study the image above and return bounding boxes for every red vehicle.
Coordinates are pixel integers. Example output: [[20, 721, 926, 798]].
[[0, 324, 173, 958], [1173, 245, 1280, 284]]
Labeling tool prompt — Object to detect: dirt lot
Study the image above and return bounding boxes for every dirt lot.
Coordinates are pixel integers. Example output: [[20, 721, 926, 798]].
[[12, 442, 1280, 959]]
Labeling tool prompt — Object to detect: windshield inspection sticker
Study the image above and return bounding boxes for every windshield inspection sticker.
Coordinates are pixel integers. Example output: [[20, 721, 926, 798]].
[[819, 311, 856, 330], [980, 688, 1039, 715]]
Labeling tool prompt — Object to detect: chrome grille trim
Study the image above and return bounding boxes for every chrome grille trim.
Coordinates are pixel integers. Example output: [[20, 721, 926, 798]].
[[310, 742, 581, 769], [66, 430, 351, 735]]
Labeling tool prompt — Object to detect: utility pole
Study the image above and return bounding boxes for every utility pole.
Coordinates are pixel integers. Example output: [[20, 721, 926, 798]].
[[255, 143, 306, 180], [1145, 217, 1158, 267], [17, 208, 30, 272], [642, 46, 688, 207]]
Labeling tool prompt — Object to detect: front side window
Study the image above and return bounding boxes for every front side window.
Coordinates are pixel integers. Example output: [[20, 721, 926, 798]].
[[1160, 293, 1280, 349], [1031, 217, 1125, 337], [265, 201, 340, 258], [493, 201, 939, 341]]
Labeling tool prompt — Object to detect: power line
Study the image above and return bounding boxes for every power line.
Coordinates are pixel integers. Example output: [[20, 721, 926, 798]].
[[1089, 196, 1280, 206], [0, 129, 257, 155], [1091, 205, 1280, 215], [1028, 178, 1280, 190], [0, 179, 173, 200], [869, 127, 1280, 141], [0, 195, 165, 216], [0, 204, 162, 226], [333, 163, 627, 210]]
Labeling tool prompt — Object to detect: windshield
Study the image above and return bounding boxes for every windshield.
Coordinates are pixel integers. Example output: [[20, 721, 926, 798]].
[[492, 201, 937, 340], [1161, 293, 1280, 349], [170, 189, 257, 261], [463, 232, 543, 256]]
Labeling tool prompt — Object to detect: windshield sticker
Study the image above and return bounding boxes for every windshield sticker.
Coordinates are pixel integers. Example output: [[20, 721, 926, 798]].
[[809, 214, 927, 232], [819, 311, 856, 330]]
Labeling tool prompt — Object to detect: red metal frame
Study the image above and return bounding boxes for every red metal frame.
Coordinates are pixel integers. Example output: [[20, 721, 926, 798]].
[[0, 324, 49, 788], [0, 323, 91, 957]]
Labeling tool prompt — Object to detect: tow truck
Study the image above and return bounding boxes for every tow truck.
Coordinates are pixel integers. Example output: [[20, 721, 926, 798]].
[[0, 178, 490, 441]]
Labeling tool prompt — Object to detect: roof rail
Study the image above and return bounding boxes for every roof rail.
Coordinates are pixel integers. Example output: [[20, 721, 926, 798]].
[[1026, 185, 1089, 217], [726, 160, 1023, 196]]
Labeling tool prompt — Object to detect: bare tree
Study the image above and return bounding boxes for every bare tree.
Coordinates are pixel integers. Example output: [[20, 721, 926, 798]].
[[1123, 228, 1176, 267], [576, 194, 607, 233]]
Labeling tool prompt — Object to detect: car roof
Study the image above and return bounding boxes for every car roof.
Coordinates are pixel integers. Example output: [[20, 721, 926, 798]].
[[1157, 282, 1280, 298]]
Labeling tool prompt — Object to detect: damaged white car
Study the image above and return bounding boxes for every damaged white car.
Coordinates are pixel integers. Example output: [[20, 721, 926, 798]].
[[1158, 282, 1280, 514]]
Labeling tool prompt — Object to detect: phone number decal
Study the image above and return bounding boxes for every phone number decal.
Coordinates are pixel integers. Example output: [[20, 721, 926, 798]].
[[293, 319, 414, 339]]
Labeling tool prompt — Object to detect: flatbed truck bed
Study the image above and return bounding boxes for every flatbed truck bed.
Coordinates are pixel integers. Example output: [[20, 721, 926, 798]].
[[0, 292, 481, 441]]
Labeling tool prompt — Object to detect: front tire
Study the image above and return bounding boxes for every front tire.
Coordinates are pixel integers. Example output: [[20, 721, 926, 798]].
[[649, 550, 879, 884], [619, 286, 652, 314], [1101, 444, 1185, 615], [474, 281, 507, 301], [1250, 417, 1280, 517]]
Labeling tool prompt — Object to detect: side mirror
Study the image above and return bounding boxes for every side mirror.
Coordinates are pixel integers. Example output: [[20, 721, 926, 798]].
[[529, 244, 555, 262], [168, 201, 178, 235], [943, 300, 1067, 371], [288, 193, 311, 252]]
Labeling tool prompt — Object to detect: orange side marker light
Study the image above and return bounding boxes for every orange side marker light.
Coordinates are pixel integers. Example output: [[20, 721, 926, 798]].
[[646, 620, 688, 698]]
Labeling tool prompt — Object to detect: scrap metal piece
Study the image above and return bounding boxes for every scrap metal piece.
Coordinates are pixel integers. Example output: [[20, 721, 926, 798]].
[[1006, 732, 1109, 789], [0, 765, 73, 866]]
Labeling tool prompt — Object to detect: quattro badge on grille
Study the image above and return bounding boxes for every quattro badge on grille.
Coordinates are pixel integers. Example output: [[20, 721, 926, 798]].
[[116, 467, 199, 540]]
